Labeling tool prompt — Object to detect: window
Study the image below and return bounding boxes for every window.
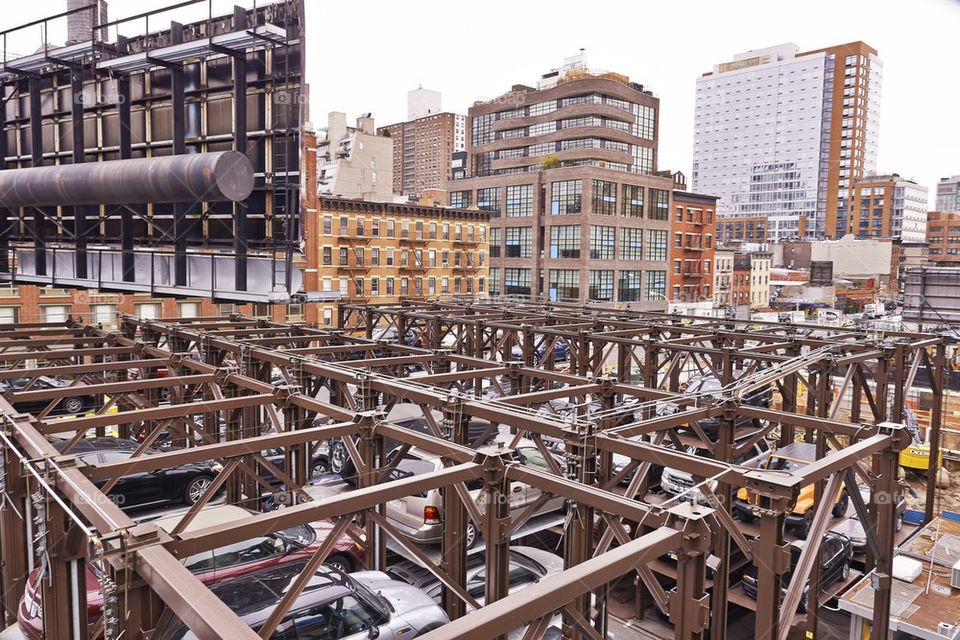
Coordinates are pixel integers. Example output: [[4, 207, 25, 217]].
[[548, 269, 579, 301], [505, 227, 533, 258], [549, 225, 581, 259], [322, 307, 333, 326], [386, 248, 395, 266], [0, 306, 18, 324], [339, 216, 349, 236], [550, 180, 582, 215], [322, 216, 332, 234], [354, 278, 364, 297], [450, 191, 472, 209], [649, 189, 670, 220], [428, 250, 436, 267], [322, 247, 332, 266], [371, 248, 380, 266], [621, 228, 644, 260], [622, 185, 644, 217], [504, 268, 532, 296], [590, 226, 615, 260], [133, 303, 159, 320], [339, 247, 349, 266], [646, 229, 667, 261], [506, 184, 534, 217], [371, 278, 380, 296], [589, 270, 614, 301], [618, 271, 643, 302], [178, 302, 199, 319], [218, 303, 236, 315], [441, 277, 449, 294], [92, 304, 117, 328], [371, 219, 380, 237], [477, 187, 501, 217], [674, 232, 682, 248], [591, 180, 617, 215], [645, 270, 666, 301], [386, 220, 396, 238], [429, 223, 437, 240], [355, 217, 365, 236], [489, 228, 501, 258], [292, 595, 382, 638], [443, 224, 450, 240], [385, 278, 394, 296]]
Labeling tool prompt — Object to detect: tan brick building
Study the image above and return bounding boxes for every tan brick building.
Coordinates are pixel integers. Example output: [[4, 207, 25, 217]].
[[846, 174, 929, 242], [379, 111, 466, 201], [926, 211, 960, 265]]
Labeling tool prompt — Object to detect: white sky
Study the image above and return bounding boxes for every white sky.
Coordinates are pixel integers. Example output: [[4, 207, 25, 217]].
[[6, 0, 960, 201]]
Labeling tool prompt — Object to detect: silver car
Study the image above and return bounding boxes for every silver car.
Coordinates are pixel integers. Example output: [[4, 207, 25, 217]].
[[660, 438, 770, 502], [152, 561, 449, 639], [385, 438, 566, 548]]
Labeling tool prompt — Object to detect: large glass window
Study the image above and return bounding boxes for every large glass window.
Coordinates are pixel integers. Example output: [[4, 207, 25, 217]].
[[477, 187, 501, 217], [504, 268, 532, 296], [621, 228, 644, 260], [589, 270, 614, 301], [649, 189, 670, 220], [645, 270, 667, 301], [633, 104, 656, 140], [590, 226, 615, 260], [505, 227, 533, 258], [550, 180, 582, 215], [449, 191, 472, 209], [489, 227, 501, 258], [506, 184, 534, 217], [548, 269, 580, 301], [632, 146, 654, 174], [646, 229, 668, 261], [549, 225, 581, 259], [488, 267, 501, 297], [472, 113, 495, 146], [618, 271, 643, 302], [622, 185, 644, 217], [592, 180, 618, 215]]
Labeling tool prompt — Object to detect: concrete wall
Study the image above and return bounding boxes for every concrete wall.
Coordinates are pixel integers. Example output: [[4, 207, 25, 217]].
[[810, 235, 892, 277]]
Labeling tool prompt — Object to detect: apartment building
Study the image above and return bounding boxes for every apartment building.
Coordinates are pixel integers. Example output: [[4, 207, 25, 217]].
[[304, 197, 489, 326], [717, 216, 808, 244], [669, 189, 717, 303], [713, 247, 736, 307], [936, 176, 960, 213], [926, 211, 960, 265], [453, 54, 673, 309], [694, 42, 881, 240], [318, 112, 394, 201], [846, 174, 929, 242], [732, 251, 771, 309], [379, 89, 466, 200]]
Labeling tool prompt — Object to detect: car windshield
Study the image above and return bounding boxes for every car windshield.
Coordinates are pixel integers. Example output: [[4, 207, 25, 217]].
[[275, 523, 315, 548]]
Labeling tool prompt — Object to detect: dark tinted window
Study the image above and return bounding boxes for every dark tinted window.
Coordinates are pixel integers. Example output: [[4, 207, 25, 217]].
[[293, 595, 379, 639]]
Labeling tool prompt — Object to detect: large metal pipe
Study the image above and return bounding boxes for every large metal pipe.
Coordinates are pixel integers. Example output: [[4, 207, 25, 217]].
[[0, 151, 254, 208]]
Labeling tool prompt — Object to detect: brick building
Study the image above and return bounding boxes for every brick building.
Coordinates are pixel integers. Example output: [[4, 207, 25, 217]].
[[924, 211, 960, 265], [846, 174, 929, 242], [669, 190, 717, 303]]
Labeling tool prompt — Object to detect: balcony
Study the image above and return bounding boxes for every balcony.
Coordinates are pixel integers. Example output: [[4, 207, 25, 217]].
[[453, 263, 480, 272], [683, 244, 705, 252], [337, 231, 372, 244], [337, 262, 371, 273], [453, 235, 481, 247]]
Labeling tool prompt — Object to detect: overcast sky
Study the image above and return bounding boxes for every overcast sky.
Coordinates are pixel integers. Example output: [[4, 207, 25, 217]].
[[8, 0, 960, 202]]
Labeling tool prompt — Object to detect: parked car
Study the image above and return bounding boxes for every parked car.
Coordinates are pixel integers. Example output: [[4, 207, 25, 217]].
[[680, 373, 772, 439], [733, 442, 849, 538], [151, 561, 449, 640], [829, 484, 906, 552], [384, 438, 566, 548], [54, 438, 223, 508], [511, 338, 570, 363], [742, 531, 854, 612], [660, 437, 770, 502], [18, 504, 366, 640], [389, 546, 562, 640], [0, 375, 96, 416], [330, 403, 498, 482]]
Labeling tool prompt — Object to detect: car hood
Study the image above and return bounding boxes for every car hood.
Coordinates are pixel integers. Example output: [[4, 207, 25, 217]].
[[351, 571, 447, 628], [510, 546, 564, 578]]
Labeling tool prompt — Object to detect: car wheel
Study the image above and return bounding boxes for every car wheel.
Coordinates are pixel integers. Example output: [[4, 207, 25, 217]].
[[62, 397, 85, 414], [896, 514, 904, 532], [311, 460, 329, 480], [831, 490, 850, 518], [330, 440, 347, 474], [465, 522, 479, 549], [184, 475, 213, 504], [325, 553, 353, 573], [798, 588, 809, 613], [796, 510, 813, 539], [841, 561, 850, 580]]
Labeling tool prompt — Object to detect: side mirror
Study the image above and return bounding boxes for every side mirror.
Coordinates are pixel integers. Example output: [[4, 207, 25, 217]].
[[368, 626, 380, 639]]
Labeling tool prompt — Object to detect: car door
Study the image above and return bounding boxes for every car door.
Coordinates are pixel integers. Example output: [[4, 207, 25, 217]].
[[819, 536, 842, 587], [287, 595, 396, 640], [99, 450, 164, 507]]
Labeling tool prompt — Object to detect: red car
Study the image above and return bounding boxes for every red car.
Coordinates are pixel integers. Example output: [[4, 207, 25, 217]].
[[18, 505, 365, 640]]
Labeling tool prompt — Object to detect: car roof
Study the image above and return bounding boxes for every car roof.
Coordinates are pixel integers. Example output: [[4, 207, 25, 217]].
[[147, 505, 253, 534], [770, 442, 816, 462], [53, 437, 141, 453]]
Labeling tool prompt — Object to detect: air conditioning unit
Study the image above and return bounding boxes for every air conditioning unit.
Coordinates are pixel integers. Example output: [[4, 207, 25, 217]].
[[951, 558, 960, 590]]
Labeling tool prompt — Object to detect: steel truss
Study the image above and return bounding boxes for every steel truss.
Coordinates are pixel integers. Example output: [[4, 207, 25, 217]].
[[0, 301, 945, 640]]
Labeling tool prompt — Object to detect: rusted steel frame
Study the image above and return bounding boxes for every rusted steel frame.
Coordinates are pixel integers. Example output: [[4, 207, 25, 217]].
[[521, 616, 556, 640], [828, 363, 857, 421], [337, 354, 438, 368], [502, 492, 552, 539], [871, 444, 900, 639], [927, 342, 946, 521], [257, 517, 355, 639], [562, 605, 603, 640], [0, 346, 134, 362], [833, 350, 885, 366], [10, 374, 213, 402], [736, 405, 877, 438], [598, 512, 670, 611], [169, 462, 483, 557], [169, 459, 244, 535], [417, 527, 681, 640], [491, 383, 602, 406], [595, 435, 744, 487], [412, 367, 508, 386], [374, 423, 475, 462], [367, 510, 482, 610], [39, 394, 275, 434], [697, 485, 753, 562], [785, 433, 892, 487], [600, 406, 722, 439], [134, 545, 261, 640], [777, 472, 845, 640], [0, 336, 111, 348]]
